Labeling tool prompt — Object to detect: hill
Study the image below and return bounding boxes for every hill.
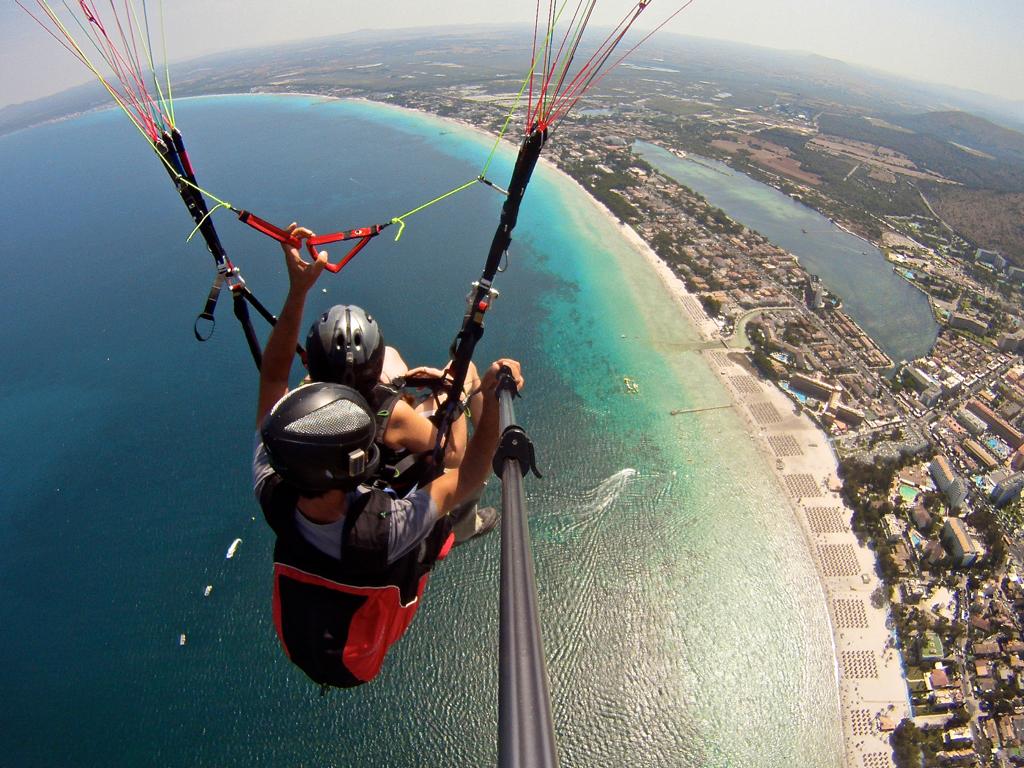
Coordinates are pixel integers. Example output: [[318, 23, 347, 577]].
[[892, 111, 1024, 166], [817, 113, 1024, 193]]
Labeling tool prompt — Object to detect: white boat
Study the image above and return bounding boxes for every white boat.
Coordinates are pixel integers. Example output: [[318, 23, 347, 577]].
[[179, 633, 187, 646], [203, 585, 213, 597], [226, 538, 242, 559]]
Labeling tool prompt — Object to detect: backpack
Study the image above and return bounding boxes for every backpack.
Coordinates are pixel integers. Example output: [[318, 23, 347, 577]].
[[260, 477, 454, 688]]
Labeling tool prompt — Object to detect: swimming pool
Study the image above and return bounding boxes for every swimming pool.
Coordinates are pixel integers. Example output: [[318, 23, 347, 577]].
[[899, 483, 920, 506], [986, 437, 1011, 459], [779, 381, 809, 404]]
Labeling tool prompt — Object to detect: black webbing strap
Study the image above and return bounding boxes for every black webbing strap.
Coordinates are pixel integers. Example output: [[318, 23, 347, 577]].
[[154, 131, 306, 370], [232, 286, 263, 370], [228, 285, 306, 371], [432, 127, 547, 465], [194, 273, 224, 341]]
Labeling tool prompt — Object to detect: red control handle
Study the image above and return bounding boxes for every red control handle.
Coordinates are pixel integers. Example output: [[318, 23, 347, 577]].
[[237, 211, 388, 274]]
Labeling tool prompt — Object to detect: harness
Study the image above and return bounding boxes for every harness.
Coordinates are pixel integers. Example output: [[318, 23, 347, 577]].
[[367, 378, 462, 495], [259, 475, 453, 688]]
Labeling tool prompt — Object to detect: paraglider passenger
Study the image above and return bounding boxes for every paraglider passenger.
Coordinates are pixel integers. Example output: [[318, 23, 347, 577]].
[[250, 225, 523, 687]]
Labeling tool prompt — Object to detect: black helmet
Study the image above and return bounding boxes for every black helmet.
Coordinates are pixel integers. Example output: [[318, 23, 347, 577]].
[[306, 305, 385, 392], [260, 382, 380, 494]]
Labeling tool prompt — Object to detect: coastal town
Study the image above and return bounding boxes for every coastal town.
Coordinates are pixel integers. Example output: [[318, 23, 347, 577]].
[[5, 3, 1024, 765], [363, 83, 1024, 767], [5, 28, 1022, 768]]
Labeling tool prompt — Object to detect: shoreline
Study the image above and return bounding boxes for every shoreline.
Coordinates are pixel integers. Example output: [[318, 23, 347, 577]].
[[342, 93, 911, 767], [109, 90, 907, 764], [512, 124, 911, 765]]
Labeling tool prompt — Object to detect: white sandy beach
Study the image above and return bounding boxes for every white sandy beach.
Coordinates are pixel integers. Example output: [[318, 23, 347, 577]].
[[611, 213, 910, 768], [454, 100, 910, 766], [533, 140, 908, 766]]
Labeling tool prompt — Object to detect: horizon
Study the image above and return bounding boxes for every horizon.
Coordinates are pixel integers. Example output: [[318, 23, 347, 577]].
[[1, 1, 1022, 111]]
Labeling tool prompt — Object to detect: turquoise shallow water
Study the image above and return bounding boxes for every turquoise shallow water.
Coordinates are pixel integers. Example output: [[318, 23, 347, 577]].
[[0, 96, 841, 766], [634, 141, 939, 365]]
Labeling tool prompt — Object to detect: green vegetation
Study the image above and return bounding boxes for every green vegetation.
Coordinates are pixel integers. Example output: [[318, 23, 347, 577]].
[[818, 113, 1024, 193], [890, 719, 941, 767], [569, 161, 641, 225], [933, 188, 1024, 266], [699, 294, 722, 317]]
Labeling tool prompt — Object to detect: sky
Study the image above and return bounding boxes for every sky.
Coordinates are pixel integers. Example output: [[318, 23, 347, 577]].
[[1, 0, 1022, 110]]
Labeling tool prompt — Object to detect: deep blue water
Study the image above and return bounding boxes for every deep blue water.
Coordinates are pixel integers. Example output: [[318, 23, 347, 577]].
[[0, 96, 842, 767]]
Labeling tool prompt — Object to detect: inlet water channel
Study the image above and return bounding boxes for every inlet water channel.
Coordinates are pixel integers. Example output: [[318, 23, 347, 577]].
[[633, 140, 939, 364]]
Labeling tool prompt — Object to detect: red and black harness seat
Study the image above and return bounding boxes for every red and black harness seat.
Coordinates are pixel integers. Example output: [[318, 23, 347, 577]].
[[260, 475, 453, 688]]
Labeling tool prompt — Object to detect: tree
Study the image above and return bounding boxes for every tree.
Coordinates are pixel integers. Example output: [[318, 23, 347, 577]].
[[890, 719, 923, 768], [699, 294, 722, 317], [871, 585, 888, 609]]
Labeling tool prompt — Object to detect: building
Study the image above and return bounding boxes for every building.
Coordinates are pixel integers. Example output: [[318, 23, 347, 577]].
[[931, 688, 965, 709], [950, 312, 989, 336], [966, 399, 1024, 449], [938, 366, 965, 395], [955, 408, 988, 436], [912, 505, 933, 531], [1013, 447, 1024, 471], [999, 331, 1024, 354], [931, 455, 968, 510], [920, 386, 942, 408], [964, 438, 1000, 470], [943, 725, 973, 747], [789, 372, 838, 402], [975, 640, 1002, 657], [883, 513, 904, 543], [906, 364, 939, 392], [976, 248, 1007, 272], [991, 471, 1024, 508], [805, 275, 824, 310], [941, 517, 986, 567], [921, 631, 945, 662], [832, 402, 865, 426]]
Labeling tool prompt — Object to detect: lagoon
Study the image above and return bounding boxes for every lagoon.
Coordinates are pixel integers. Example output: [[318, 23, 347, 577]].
[[633, 141, 939, 364]]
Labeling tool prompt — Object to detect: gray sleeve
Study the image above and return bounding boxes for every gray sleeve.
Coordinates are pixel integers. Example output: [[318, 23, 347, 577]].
[[253, 431, 276, 501], [386, 490, 440, 565]]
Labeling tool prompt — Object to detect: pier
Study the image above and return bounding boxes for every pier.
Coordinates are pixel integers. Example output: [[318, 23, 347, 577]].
[[670, 404, 734, 416]]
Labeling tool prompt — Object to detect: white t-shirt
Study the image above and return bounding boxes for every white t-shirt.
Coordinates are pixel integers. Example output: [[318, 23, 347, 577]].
[[252, 433, 437, 565]]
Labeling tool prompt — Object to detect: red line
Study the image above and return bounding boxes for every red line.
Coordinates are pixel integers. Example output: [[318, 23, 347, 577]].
[[527, 0, 540, 133], [81, 2, 160, 135], [16, 2, 88, 64], [544, 0, 598, 122], [547, 0, 655, 122], [111, 0, 159, 117], [544, 4, 639, 123], [534, 1, 556, 126], [550, 0, 697, 125], [104, 2, 159, 114], [539, 0, 587, 116]]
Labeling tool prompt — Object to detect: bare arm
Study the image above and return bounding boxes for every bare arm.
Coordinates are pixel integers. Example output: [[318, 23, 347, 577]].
[[405, 360, 482, 426], [383, 400, 468, 465], [255, 225, 327, 427], [425, 359, 524, 516]]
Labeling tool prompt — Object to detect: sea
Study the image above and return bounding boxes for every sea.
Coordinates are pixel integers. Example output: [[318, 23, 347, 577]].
[[633, 141, 940, 366], [0, 95, 843, 767]]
